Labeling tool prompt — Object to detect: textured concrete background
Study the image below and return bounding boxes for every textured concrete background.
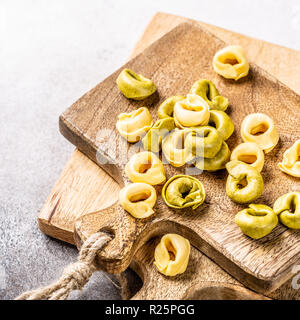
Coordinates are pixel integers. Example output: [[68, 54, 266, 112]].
[[1, 0, 299, 300]]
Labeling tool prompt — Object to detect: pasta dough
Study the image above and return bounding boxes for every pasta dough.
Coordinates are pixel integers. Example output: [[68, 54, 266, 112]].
[[116, 107, 153, 143], [162, 129, 194, 167], [119, 183, 157, 219], [213, 45, 249, 81], [278, 139, 300, 177], [173, 94, 210, 128], [241, 113, 279, 153], [231, 142, 265, 172], [125, 151, 166, 185], [154, 234, 191, 276]]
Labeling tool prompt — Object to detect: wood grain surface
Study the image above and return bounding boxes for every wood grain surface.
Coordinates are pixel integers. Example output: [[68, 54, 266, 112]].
[[60, 23, 300, 294], [38, 12, 300, 299]]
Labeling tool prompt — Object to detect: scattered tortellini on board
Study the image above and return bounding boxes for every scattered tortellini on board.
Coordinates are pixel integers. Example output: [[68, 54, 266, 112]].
[[119, 183, 157, 219], [162, 175, 206, 210], [241, 113, 279, 153], [278, 139, 300, 178], [213, 45, 249, 81], [154, 234, 191, 276], [117, 69, 156, 100], [125, 151, 166, 185], [116, 107, 153, 143]]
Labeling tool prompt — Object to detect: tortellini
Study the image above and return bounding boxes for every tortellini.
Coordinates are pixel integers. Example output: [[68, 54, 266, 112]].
[[117, 69, 156, 100], [226, 160, 264, 204], [273, 192, 300, 229], [209, 110, 234, 141], [185, 127, 223, 158], [157, 96, 185, 119], [235, 204, 278, 239], [195, 141, 230, 172], [213, 45, 249, 81], [173, 94, 210, 128], [116, 107, 153, 143], [142, 118, 175, 153], [189, 79, 229, 111], [119, 183, 157, 219], [162, 175, 205, 210], [154, 234, 191, 276], [278, 139, 300, 178], [125, 151, 166, 185], [231, 142, 265, 172], [241, 113, 279, 153], [162, 129, 194, 167]]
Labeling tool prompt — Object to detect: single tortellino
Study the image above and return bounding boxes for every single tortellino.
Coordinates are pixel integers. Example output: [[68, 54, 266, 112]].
[[116, 107, 153, 143], [273, 192, 300, 229], [189, 79, 229, 111], [125, 151, 166, 185], [157, 96, 185, 119], [241, 113, 279, 153], [154, 234, 191, 276], [213, 45, 249, 81], [195, 141, 230, 172], [116, 69, 156, 100], [162, 175, 205, 210], [278, 139, 300, 178], [235, 204, 278, 239], [185, 126, 223, 159], [162, 129, 194, 167], [226, 160, 264, 204], [119, 183, 157, 219], [209, 110, 234, 140], [142, 118, 175, 153], [173, 94, 210, 128], [231, 142, 265, 172]]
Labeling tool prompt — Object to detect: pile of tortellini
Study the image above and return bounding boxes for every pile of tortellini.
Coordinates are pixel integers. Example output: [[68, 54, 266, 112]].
[[115, 45, 300, 276]]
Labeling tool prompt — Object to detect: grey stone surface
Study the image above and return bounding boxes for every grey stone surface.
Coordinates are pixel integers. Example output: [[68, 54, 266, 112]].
[[0, 0, 299, 300]]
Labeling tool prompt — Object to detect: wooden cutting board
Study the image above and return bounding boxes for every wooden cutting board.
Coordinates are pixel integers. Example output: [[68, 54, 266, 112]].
[[38, 13, 300, 299], [59, 22, 300, 294]]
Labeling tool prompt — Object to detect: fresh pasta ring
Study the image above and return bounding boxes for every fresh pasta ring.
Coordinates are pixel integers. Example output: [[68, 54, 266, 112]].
[[119, 183, 157, 219], [162, 129, 195, 167], [241, 113, 279, 153], [189, 79, 229, 112], [231, 142, 265, 172], [278, 139, 300, 178], [116, 69, 156, 100], [154, 234, 191, 276], [157, 96, 185, 119], [162, 175, 206, 210], [173, 94, 210, 128], [116, 107, 153, 143], [213, 45, 249, 81], [195, 141, 231, 172], [209, 110, 234, 141], [273, 192, 300, 229], [125, 151, 166, 185]]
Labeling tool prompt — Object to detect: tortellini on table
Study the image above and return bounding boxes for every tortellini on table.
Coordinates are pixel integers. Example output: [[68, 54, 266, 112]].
[[173, 94, 210, 128], [235, 204, 278, 239], [116, 107, 153, 143], [162, 175, 206, 210], [125, 151, 166, 185], [278, 139, 300, 178], [154, 233, 191, 276], [241, 113, 279, 153], [231, 142, 265, 172], [213, 45, 249, 81], [117, 68, 156, 100], [273, 192, 300, 229], [208, 110, 234, 141], [119, 183, 157, 219], [189, 79, 229, 111], [157, 96, 185, 119]]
